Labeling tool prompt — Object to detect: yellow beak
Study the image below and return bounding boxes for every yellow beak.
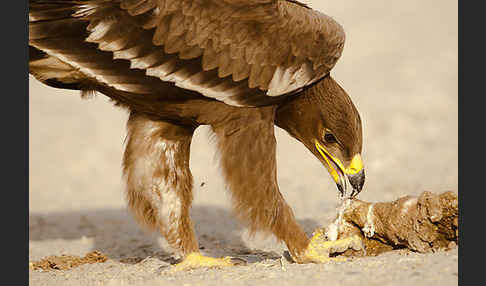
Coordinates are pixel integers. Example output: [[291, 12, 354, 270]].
[[314, 141, 363, 183]]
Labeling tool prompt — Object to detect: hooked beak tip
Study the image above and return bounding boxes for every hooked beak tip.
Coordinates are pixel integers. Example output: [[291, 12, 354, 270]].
[[347, 169, 365, 198]]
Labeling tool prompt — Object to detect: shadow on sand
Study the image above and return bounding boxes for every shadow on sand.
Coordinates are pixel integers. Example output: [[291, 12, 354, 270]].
[[29, 205, 319, 265]]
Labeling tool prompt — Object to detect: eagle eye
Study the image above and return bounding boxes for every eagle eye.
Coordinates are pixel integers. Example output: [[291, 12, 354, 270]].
[[323, 131, 338, 144]]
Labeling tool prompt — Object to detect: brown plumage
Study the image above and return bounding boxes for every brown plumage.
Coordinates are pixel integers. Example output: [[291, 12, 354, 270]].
[[29, 0, 365, 264]]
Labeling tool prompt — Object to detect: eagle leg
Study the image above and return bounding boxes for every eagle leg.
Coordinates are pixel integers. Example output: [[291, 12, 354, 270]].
[[123, 111, 248, 270], [211, 106, 311, 259], [123, 112, 200, 257]]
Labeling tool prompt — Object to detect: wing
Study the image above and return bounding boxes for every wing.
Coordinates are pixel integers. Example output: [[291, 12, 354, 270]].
[[29, 0, 345, 107]]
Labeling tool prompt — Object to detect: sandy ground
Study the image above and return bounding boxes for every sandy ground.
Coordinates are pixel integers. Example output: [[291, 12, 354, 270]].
[[29, 0, 458, 285]]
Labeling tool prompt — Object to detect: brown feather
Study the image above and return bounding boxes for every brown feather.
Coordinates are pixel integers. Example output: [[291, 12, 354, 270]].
[[248, 63, 263, 89], [231, 58, 251, 82], [181, 0, 202, 17], [164, 33, 187, 54], [141, 9, 161, 29], [120, 0, 146, 10], [229, 3, 278, 21], [130, 50, 166, 69], [202, 44, 219, 71], [217, 48, 233, 78], [258, 65, 276, 90], [153, 15, 172, 46], [165, 0, 181, 13], [112, 44, 148, 60], [168, 12, 186, 37], [126, 0, 157, 16], [30, 18, 87, 40], [97, 35, 133, 52], [179, 45, 203, 60], [145, 57, 178, 78]]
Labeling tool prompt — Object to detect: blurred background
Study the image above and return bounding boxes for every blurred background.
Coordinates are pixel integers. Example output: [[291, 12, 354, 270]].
[[29, 0, 457, 258]]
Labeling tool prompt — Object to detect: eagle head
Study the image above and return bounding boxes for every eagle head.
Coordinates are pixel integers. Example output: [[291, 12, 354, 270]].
[[275, 75, 365, 198]]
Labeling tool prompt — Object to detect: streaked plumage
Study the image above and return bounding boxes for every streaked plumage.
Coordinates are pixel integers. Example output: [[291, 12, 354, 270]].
[[29, 0, 365, 264]]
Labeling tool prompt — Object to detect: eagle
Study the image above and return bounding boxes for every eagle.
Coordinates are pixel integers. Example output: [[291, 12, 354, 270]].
[[29, 0, 365, 268]]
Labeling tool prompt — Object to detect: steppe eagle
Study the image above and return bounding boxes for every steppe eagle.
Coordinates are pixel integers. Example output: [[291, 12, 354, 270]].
[[29, 0, 365, 267]]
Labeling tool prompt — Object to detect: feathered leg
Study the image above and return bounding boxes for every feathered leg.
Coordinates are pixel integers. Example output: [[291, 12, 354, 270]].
[[123, 112, 243, 270], [211, 106, 311, 258], [211, 106, 363, 263], [123, 112, 198, 256]]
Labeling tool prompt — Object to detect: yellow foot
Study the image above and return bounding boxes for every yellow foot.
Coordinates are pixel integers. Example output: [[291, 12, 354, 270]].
[[170, 252, 246, 272], [294, 230, 365, 263]]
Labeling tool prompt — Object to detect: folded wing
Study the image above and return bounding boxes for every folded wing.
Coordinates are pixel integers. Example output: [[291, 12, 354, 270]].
[[29, 0, 345, 107]]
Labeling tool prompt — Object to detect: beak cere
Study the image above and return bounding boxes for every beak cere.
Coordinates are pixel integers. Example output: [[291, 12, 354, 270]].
[[315, 141, 365, 198]]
